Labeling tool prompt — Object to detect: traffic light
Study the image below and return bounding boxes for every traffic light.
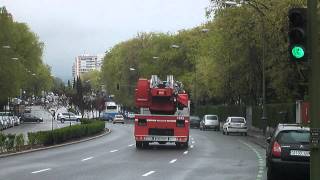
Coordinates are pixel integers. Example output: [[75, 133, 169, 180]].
[[288, 8, 307, 62]]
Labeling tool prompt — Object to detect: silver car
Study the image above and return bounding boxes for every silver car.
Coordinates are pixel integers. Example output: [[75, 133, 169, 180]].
[[200, 115, 219, 131]]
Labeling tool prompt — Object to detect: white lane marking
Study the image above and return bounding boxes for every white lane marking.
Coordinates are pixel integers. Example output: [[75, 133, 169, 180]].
[[190, 145, 194, 148], [191, 141, 195, 144], [142, 171, 155, 177], [110, 149, 119, 153], [169, 159, 177, 164], [183, 151, 188, 155], [128, 144, 135, 147], [31, 168, 51, 174], [81, 156, 93, 162]]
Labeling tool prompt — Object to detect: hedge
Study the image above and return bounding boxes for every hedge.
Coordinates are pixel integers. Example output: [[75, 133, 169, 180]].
[[0, 133, 25, 153], [27, 120, 105, 147], [196, 105, 246, 122]]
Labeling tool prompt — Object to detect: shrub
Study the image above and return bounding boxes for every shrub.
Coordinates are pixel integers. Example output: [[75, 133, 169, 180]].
[[28, 120, 105, 146], [0, 133, 6, 153], [15, 134, 24, 151], [5, 134, 16, 152]]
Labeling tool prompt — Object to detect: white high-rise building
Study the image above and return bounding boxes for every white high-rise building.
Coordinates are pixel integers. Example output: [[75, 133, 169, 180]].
[[72, 54, 104, 78]]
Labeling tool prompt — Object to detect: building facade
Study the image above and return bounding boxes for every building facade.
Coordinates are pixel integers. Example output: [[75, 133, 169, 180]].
[[72, 54, 103, 78]]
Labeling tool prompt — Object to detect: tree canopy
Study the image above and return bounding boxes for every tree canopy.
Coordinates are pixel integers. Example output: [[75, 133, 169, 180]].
[[99, 0, 308, 108], [0, 7, 53, 104]]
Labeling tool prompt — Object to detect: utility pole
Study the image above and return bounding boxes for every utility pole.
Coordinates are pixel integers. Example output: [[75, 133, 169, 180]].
[[308, 0, 319, 179]]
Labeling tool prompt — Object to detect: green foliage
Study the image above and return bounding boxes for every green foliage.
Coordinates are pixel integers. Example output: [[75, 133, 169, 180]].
[[0, 133, 5, 153], [5, 134, 15, 152], [252, 103, 296, 129], [0, 7, 53, 105], [27, 120, 105, 146], [100, 0, 308, 108], [196, 105, 246, 122], [15, 134, 24, 151]]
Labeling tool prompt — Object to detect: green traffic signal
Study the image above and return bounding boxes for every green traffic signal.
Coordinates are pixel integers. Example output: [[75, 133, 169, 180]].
[[291, 45, 305, 59]]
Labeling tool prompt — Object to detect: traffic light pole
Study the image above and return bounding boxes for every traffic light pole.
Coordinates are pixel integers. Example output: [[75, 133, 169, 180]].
[[308, 0, 319, 179]]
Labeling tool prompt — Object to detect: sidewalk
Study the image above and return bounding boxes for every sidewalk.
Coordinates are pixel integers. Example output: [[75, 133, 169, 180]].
[[247, 127, 267, 149]]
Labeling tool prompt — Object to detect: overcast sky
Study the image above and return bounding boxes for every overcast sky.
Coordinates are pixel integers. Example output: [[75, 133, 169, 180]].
[[0, 0, 209, 81]]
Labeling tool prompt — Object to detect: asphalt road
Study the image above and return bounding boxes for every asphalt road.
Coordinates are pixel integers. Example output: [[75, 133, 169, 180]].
[[0, 123, 268, 180]]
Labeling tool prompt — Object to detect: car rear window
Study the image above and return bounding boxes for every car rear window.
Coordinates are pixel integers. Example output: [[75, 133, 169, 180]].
[[206, 115, 217, 120], [231, 118, 245, 123], [115, 115, 123, 118], [277, 130, 310, 144], [62, 113, 69, 116]]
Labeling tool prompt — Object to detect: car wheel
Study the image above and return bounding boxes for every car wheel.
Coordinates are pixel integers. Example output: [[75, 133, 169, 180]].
[[226, 131, 229, 135], [37, 120, 40, 123], [222, 130, 225, 135], [244, 132, 247, 136]]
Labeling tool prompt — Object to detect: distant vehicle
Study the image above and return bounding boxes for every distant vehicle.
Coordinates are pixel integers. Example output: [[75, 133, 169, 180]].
[[266, 124, 310, 180], [101, 101, 120, 121], [0, 112, 18, 128], [222, 117, 247, 136], [113, 114, 124, 124], [57, 112, 80, 123], [190, 116, 201, 128], [200, 115, 219, 131], [20, 113, 43, 123], [127, 112, 135, 119], [25, 107, 32, 113]]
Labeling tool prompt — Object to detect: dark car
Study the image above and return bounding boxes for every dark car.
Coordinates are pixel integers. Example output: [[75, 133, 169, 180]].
[[20, 113, 43, 123], [266, 124, 310, 180], [190, 116, 201, 128]]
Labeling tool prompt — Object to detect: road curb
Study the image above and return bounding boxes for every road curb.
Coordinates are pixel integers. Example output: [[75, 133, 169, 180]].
[[0, 128, 111, 158]]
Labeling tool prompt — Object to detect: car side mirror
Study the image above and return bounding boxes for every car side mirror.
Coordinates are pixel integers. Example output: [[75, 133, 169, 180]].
[[266, 137, 271, 144]]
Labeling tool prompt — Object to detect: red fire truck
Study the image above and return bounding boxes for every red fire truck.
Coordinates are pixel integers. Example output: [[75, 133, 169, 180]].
[[134, 75, 190, 149]]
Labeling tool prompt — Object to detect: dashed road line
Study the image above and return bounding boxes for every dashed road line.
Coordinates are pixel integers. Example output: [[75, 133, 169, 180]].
[[191, 141, 195, 144], [183, 150, 188, 155], [128, 144, 135, 147], [169, 159, 177, 164], [81, 156, 93, 162], [110, 149, 119, 153], [239, 140, 265, 180], [142, 170, 155, 177], [31, 168, 51, 174], [190, 145, 194, 148]]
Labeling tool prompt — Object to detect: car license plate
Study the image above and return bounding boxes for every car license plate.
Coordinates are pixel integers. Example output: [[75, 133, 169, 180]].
[[290, 150, 310, 157]]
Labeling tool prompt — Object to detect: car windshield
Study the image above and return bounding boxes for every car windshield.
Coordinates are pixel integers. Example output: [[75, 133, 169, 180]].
[[206, 115, 217, 120], [277, 130, 310, 144]]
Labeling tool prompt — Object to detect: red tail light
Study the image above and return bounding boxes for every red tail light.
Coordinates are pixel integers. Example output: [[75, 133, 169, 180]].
[[272, 141, 282, 158]]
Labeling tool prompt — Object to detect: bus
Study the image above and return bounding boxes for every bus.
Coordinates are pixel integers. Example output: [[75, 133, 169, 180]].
[[101, 101, 120, 121]]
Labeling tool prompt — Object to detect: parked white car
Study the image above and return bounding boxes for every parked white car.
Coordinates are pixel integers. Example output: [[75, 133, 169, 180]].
[[222, 117, 247, 136], [200, 115, 219, 131]]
